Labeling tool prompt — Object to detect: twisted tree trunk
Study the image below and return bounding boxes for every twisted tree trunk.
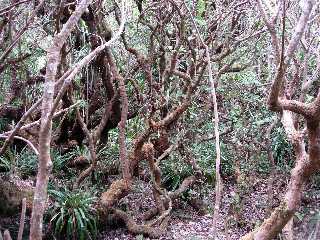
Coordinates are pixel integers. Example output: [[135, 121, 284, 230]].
[[242, 0, 318, 239]]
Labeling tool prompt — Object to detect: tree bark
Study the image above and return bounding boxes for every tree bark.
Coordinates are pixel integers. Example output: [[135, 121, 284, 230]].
[[241, 1, 317, 239], [29, 1, 92, 239]]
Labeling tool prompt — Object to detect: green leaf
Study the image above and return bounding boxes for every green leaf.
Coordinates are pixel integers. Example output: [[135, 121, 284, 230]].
[[136, 235, 144, 240], [78, 208, 89, 222], [196, 0, 206, 17], [66, 216, 73, 238], [295, 211, 304, 221], [74, 208, 84, 229], [54, 214, 64, 234], [49, 189, 65, 200], [50, 212, 60, 223]]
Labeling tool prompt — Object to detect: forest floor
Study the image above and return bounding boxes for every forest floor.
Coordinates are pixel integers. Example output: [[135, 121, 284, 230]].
[[0, 173, 319, 240], [99, 173, 320, 240]]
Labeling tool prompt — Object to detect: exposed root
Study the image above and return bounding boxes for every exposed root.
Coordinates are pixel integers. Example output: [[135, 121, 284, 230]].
[[73, 165, 94, 189], [111, 208, 169, 238], [142, 207, 159, 221], [99, 127, 201, 237], [143, 175, 197, 221], [169, 176, 197, 199], [143, 143, 164, 212], [143, 143, 173, 226], [100, 179, 129, 208]]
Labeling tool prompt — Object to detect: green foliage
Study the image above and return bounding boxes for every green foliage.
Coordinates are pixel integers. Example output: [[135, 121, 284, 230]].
[[196, 0, 206, 17], [0, 147, 15, 172], [0, 117, 10, 132], [271, 127, 294, 171], [135, 235, 144, 240], [16, 148, 38, 176], [48, 189, 97, 240], [15, 148, 74, 177], [220, 152, 235, 177], [25, 83, 43, 106], [0, 156, 11, 172], [98, 128, 120, 161], [64, 145, 90, 162], [161, 155, 193, 191], [255, 154, 271, 174], [51, 149, 71, 174], [310, 174, 320, 190], [307, 211, 320, 240]]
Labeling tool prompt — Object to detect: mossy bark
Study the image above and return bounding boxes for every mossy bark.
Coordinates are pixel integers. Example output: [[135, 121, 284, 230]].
[[0, 176, 33, 216]]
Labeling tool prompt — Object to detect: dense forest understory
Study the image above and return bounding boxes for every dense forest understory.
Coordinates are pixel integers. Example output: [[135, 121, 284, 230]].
[[0, 0, 319, 239]]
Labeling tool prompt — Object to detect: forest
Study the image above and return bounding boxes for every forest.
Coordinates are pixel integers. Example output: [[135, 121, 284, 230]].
[[0, 0, 319, 239]]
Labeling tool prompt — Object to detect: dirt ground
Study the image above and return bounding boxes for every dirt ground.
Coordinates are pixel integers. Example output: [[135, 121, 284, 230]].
[[99, 174, 320, 240], [0, 174, 319, 240]]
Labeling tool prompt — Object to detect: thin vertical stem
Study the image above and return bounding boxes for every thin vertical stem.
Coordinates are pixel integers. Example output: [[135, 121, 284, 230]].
[[183, 1, 222, 238]]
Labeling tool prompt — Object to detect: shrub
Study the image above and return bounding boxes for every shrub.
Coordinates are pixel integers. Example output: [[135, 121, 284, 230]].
[[48, 189, 97, 240], [16, 147, 38, 177]]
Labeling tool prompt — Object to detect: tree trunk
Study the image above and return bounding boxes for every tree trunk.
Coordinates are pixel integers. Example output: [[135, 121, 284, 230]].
[[241, 118, 320, 240], [29, 1, 92, 239]]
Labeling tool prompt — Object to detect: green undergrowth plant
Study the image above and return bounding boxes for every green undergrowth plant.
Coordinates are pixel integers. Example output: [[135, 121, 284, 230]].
[[64, 145, 90, 161], [0, 155, 11, 172], [0, 117, 10, 132], [161, 152, 193, 191], [16, 147, 38, 177], [310, 174, 320, 190], [51, 149, 72, 175], [306, 211, 320, 240], [255, 154, 272, 174], [271, 127, 294, 173], [48, 188, 97, 240], [160, 139, 235, 191], [15, 148, 73, 178]]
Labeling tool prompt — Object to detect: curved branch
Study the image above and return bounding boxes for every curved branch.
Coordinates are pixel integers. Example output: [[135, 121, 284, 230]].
[[0, 135, 39, 155], [279, 99, 312, 117]]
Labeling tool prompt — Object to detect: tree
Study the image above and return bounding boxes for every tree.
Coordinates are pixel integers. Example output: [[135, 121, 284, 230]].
[[2, 0, 318, 239], [242, 0, 320, 239]]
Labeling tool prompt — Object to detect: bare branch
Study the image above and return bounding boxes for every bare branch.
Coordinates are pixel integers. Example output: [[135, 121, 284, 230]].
[[285, 0, 315, 64], [0, 99, 42, 155], [0, 0, 45, 63], [0, 135, 39, 155]]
